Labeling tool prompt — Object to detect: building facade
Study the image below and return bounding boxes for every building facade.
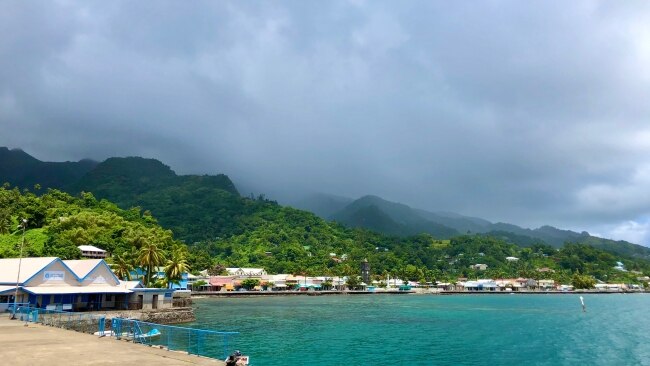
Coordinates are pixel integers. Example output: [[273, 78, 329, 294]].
[[0, 257, 172, 311]]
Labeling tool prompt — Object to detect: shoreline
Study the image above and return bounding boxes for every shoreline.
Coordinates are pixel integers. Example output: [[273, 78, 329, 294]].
[[191, 289, 648, 298]]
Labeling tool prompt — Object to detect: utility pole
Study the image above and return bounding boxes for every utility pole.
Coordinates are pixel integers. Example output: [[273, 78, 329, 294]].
[[11, 218, 27, 320]]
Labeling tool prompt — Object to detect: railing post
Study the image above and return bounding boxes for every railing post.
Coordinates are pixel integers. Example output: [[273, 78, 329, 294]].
[[187, 329, 191, 355], [197, 331, 202, 356], [224, 334, 229, 360], [98, 317, 105, 336]]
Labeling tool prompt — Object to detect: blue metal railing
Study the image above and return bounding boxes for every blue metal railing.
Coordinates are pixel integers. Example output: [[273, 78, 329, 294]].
[[110, 317, 239, 360], [6, 305, 241, 362], [10, 305, 106, 333], [2, 302, 30, 318]]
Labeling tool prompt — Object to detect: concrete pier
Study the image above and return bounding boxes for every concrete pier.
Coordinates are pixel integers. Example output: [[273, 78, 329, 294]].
[[0, 317, 224, 366]]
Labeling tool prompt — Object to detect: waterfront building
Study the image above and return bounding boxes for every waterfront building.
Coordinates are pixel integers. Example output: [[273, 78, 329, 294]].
[[538, 279, 555, 290], [226, 267, 267, 277], [208, 276, 236, 291], [0, 257, 172, 311], [515, 277, 537, 290], [435, 282, 455, 291], [594, 283, 625, 291], [262, 274, 289, 290], [460, 279, 497, 291]]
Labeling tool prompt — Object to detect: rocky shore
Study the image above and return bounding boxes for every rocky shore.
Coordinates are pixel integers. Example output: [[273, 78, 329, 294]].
[[94, 307, 195, 324]]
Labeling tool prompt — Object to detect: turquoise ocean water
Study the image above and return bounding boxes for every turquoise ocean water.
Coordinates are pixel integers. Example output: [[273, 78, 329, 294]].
[[189, 294, 650, 365]]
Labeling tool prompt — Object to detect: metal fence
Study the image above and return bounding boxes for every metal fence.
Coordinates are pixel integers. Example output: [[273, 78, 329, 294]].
[[9, 304, 105, 333], [5, 305, 240, 362], [108, 317, 239, 360]]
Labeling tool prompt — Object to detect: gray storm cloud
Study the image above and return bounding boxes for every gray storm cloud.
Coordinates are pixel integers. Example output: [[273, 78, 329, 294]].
[[2, 1, 650, 244]]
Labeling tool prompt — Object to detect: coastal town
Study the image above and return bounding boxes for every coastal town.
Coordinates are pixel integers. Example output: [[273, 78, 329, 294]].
[[3, 244, 646, 318], [190, 265, 648, 295]]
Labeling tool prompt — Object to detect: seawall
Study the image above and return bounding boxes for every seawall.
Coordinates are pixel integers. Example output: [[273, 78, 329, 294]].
[[96, 307, 195, 324], [193, 290, 411, 297]]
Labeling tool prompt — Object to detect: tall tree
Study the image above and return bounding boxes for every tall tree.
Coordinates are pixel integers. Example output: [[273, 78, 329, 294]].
[[138, 237, 166, 287], [110, 253, 134, 281], [165, 247, 190, 287], [208, 263, 228, 276]]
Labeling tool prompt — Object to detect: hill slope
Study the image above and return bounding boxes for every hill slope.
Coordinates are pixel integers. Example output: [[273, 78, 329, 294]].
[[325, 194, 650, 259], [0, 147, 97, 190], [72, 157, 241, 242], [331, 195, 459, 239], [289, 193, 353, 218], [2, 147, 650, 263], [0, 186, 180, 261]]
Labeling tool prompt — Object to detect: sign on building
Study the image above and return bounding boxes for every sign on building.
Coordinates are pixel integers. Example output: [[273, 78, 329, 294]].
[[43, 271, 65, 281]]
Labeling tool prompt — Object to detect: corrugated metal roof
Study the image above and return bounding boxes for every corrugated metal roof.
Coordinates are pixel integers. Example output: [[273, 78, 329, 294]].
[[0, 257, 58, 284], [119, 280, 143, 290], [209, 276, 235, 286], [77, 245, 106, 252], [0, 285, 17, 294], [23, 286, 132, 294], [64, 259, 103, 278]]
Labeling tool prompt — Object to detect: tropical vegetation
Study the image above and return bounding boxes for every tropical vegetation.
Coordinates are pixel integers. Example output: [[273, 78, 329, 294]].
[[2, 150, 650, 288], [0, 185, 187, 287]]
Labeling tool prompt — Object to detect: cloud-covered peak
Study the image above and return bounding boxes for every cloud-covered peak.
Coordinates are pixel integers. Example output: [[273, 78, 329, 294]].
[[2, 1, 650, 245]]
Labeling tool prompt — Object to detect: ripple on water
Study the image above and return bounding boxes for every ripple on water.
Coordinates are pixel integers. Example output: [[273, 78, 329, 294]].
[[189, 294, 650, 366]]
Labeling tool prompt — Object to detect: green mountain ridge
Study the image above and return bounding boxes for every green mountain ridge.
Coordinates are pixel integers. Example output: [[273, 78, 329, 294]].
[[315, 194, 650, 259], [2, 147, 649, 266], [2, 147, 650, 285], [71, 156, 241, 243], [0, 147, 97, 190], [331, 195, 460, 239], [289, 193, 353, 218]]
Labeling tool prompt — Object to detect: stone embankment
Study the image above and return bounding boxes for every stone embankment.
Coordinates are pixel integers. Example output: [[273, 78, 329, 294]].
[[97, 307, 195, 324]]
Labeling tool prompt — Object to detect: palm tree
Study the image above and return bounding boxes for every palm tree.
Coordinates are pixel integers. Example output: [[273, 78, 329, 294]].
[[165, 249, 190, 287], [138, 237, 166, 287], [110, 253, 134, 280]]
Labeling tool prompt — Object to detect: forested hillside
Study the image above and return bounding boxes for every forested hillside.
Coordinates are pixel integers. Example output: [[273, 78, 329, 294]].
[[72, 157, 242, 243], [0, 186, 189, 287], [0, 147, 97, 190], [1, 148, 650, 286], [323, 194, 650, 259]]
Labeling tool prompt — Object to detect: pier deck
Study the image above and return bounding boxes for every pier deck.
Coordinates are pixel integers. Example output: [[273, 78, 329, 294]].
[[0, 317, 224, 366]]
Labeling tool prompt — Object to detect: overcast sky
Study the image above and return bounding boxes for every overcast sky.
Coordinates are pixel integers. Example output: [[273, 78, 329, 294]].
[[2, 1, 650, 245]]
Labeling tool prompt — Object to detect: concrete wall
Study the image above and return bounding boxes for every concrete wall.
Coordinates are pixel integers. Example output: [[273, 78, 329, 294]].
[[130, 291, 172, 310]]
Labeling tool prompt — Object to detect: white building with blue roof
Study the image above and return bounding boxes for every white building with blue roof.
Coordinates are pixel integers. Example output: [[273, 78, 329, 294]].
[[0, 257, 172, 311]]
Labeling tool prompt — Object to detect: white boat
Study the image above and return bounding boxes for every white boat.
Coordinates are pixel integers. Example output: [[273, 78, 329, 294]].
[[94, 328, 161, 341]]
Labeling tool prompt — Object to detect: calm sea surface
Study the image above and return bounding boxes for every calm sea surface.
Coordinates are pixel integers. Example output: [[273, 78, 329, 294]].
[[188, 294, 650, 366]]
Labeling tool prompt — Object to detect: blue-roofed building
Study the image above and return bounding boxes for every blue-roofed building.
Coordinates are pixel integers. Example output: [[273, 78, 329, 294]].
[[130, 267, 189, 290], [0, 257, 173, 311]]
